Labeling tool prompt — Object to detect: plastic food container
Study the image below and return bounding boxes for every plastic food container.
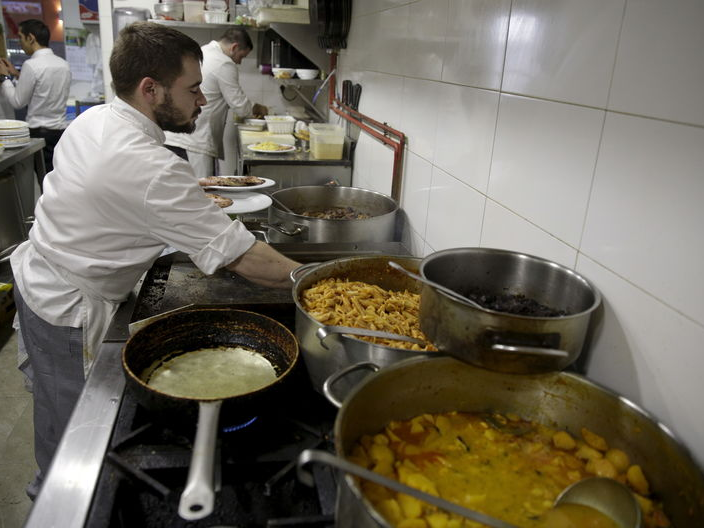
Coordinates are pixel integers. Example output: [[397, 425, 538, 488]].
[[309, 123, 344, 160], [154, 3, 184, 20], [204, 10, 227, 23], [183, 0, 204, 22], [264, 115, 295, 134]]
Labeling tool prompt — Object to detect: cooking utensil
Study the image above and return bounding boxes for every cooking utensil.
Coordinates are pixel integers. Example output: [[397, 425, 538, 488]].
[[298, 449, 520, 528], [291, 255, 435, 395], [419, 248, 600, 373], [555, 477, 641, 528], [351, 83, 362, 110], [316, 325, 426, 348], [122, 308, 299, 521], [267, 186, 398, 243], [330, 355, 704, 528], [388, 260, 484, 309]]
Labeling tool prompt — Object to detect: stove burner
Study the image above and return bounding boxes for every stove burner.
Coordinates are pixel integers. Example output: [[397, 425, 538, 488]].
[[222, 416, 259, 433], [86, 366, 338, 528]]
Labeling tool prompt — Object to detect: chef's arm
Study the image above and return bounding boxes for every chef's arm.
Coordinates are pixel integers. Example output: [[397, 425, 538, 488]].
[[226, 241, 299, 289]]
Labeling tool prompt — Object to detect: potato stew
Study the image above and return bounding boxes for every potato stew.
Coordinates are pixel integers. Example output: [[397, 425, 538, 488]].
[[349, 411, 670, 528]]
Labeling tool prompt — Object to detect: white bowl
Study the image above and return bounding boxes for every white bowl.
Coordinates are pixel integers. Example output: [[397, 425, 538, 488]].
[[295, 69, 319, 80], [272, 67, 295, 79]]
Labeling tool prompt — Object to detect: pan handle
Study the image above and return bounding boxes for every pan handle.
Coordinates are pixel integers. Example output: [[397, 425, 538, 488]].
[[322, 361, 380, 408], [491, 343, 569, 358], [178, 400, 223, 521]]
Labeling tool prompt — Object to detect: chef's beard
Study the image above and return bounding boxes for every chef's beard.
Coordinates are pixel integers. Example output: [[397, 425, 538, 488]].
[[154, 90, 200, 134]]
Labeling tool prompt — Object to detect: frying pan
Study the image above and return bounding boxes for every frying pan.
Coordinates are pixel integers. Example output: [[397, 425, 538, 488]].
[[122, 308, 299, 521]]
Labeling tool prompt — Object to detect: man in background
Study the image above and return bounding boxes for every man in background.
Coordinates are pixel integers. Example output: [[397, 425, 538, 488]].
[[165, 27, 267, 177], [0, 19, 71, 182]]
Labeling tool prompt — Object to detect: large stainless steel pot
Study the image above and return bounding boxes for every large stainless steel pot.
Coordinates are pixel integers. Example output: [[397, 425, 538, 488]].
[[419, 247, 601, 373], [267, 186, 398, 243], [331, 356, 704, 528], [291, 255, 437, 396]]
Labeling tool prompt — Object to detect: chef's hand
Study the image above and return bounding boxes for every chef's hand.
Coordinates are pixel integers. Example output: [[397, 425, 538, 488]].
[[226, 241, 300, 289], [252, 104, 268, 118], [0, 58, 18, 77]]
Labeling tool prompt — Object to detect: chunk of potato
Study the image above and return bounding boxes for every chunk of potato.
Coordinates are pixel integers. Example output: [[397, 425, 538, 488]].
[[586, 457, 618, 478], [375, 498, 403, 524], [552, 431, 577, 450], [605, 448, 630, 473], [627, 464, 650, 495], [581, 427, 609, 451], [575, 443, 603, 461], [397, 493, 423, 519]]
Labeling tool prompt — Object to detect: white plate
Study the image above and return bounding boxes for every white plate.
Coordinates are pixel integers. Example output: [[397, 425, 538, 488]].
[[0, 128, 29, 137], [220, 191, 273, 214], [247, 143, 296, 154], [202, 176, 276, 192], [2, 140, 30, 148], [0, 119, 28, 130]]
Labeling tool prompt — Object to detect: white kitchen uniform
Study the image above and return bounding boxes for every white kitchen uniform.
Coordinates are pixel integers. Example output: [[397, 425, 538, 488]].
[[0, 47, 71, 129], [165, 41, 253, 172], [11, 97, 256, 374]]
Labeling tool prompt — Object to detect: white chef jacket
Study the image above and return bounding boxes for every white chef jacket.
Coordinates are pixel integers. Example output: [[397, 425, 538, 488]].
[[165, 41, 253, 159], [11, 97, 256, 374], [1, 48, 71, 129]]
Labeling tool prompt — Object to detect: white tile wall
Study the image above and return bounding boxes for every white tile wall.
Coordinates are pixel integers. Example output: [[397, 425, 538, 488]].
[[503, 0, 624, 107], [609, 0, 704, 127], [340, 0, 704, 468], [441, 0, 510, 90], [489, 94, 603, 247]]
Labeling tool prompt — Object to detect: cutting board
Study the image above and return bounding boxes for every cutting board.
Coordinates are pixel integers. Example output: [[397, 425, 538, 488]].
[[239, 130, 296, 146]]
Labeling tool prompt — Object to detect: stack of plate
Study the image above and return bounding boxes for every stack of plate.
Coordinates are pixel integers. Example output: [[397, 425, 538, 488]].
[[0, 120, 30, 148]]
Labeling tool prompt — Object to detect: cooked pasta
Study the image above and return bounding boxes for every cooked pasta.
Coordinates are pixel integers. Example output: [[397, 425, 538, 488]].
[[300, 278, 437, 351]]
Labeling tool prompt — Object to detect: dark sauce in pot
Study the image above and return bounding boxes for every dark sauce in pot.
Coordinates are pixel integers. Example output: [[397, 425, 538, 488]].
[[297, 206, 371, 220], [467, 290, 569, 317]]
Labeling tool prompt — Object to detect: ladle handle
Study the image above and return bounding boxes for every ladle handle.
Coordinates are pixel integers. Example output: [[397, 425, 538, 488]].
[[388, 261, 484, 309], [491, 343, 569, 359], [316, 325, 426, 349], [178, 400, 222, 521], [297, 449, 520, 528]]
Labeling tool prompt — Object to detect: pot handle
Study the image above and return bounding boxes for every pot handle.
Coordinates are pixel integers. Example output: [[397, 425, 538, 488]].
[[322, 362, 380, 408], [178, 400, 223, 521], [289, 261, 320, 283], [491, 343, 569, 358], [261, 222, 305, 237], [297, 449, 520, 528]]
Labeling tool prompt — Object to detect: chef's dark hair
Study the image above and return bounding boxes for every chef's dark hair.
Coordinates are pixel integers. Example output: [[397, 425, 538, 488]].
[[110, 22, 203, 98], [219, 28, 253, 51], [19, 19, 50, 47]]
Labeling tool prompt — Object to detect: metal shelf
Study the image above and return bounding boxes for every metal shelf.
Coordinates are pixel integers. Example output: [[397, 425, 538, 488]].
[[151, 19, 264, 30]]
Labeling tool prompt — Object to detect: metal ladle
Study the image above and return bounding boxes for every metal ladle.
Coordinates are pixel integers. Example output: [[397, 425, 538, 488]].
[[554, 477, 641, 528], [388, 261, 485, 310], [316, 325, 427, 349]]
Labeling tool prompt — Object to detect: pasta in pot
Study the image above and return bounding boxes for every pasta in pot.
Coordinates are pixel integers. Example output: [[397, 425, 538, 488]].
[[300, 278, 437, 351], [350, 412, 671, 528]]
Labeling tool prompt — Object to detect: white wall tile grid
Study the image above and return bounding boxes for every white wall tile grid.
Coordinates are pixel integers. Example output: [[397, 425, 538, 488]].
[[337, 0, 704, 467]]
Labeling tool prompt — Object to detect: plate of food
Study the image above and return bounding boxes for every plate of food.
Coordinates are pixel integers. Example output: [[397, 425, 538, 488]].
[[247, 142, 296, 154], [198, 175, 275, 192], [204, 191, 273, 214]]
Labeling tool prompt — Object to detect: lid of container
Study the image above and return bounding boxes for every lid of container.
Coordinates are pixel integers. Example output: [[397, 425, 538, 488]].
[[309, 123, 344, 134]]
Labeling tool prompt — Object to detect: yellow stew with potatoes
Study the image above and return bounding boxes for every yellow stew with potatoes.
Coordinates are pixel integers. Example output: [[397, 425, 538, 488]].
[[349, 411, 670, 528]]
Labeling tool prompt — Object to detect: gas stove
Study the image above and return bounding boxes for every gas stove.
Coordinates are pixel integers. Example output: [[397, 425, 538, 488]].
[[25, 242, 411, 528]]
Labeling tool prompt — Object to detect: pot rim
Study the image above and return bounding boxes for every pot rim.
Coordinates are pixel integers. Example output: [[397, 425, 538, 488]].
[[420, 247, 602, 320]]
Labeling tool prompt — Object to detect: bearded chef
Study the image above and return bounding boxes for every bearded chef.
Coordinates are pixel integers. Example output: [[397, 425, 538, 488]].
[[10, 22, 300, 500]]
